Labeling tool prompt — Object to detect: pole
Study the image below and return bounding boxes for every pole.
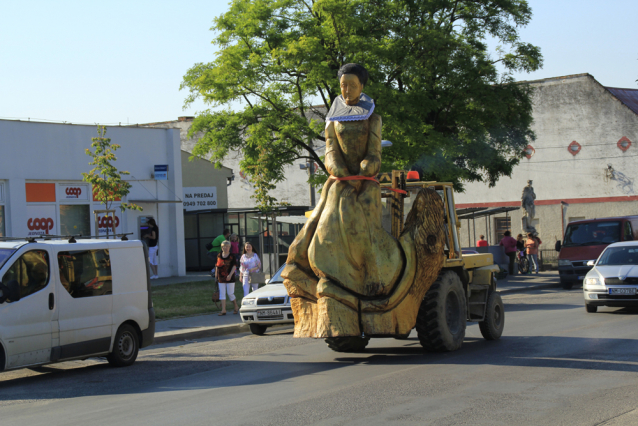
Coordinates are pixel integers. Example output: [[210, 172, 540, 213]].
[[258, 215, 264, 273], [273, 213, 279, 270], [308, 139, 316, 208], [473, 214, 476, 247]]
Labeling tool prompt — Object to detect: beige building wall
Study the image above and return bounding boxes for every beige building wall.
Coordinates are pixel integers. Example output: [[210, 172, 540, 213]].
[[455, 74, 638, 248], [180, 150, 232, 210]]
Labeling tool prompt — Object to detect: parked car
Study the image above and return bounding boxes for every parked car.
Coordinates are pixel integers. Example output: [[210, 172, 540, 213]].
[[583, 241, 638, 313], [239, 263, 293, 335], [556, 216, 638, 289], [0, 237, 155, 372]]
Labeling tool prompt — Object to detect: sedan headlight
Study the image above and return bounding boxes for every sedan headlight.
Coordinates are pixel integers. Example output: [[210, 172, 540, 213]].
[[584, 277, 602, 286], [558, 259, 572, 266], [242, 298, 255, 306]]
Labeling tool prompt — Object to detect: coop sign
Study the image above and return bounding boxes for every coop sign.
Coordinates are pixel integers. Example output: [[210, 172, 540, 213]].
[[183, 187, 217, 211]]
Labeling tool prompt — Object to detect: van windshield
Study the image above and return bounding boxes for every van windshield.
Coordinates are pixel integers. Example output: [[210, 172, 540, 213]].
[[0, 249, 16, 270], [564, 222, 621, 247]]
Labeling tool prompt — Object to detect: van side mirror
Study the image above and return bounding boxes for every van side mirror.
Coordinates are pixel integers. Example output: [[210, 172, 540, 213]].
[[555, 241, 562, 252], [587, 260, 595, 267]]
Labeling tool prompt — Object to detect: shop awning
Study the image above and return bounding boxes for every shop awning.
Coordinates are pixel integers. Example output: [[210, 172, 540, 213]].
[[257, 215, 308, 225], [457, 206, 519, 219]]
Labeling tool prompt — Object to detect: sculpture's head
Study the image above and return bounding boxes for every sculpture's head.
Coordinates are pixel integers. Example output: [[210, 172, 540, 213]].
[[527, 179, 533, 186], [337, 63, 368, 106]]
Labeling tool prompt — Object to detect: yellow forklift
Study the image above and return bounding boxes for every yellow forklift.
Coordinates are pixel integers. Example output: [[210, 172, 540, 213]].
[[376, 170, 504, 351]]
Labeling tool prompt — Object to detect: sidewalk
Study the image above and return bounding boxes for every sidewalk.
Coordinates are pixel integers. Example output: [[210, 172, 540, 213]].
[[151, 270, 562, 346]]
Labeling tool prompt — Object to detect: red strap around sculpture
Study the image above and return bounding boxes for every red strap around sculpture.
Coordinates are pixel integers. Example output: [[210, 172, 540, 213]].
[[329, 175, 408, 195]]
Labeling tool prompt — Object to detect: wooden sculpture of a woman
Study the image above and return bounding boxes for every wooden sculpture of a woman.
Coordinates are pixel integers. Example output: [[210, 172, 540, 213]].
[[282, 64, 445, 341]]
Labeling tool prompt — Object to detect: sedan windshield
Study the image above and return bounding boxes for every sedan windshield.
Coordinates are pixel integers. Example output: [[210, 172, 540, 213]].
[[564, 222, 621, 247], [597, 246, 638, 266], [268, 264, 286, 284], [0, 249, 16, 270]]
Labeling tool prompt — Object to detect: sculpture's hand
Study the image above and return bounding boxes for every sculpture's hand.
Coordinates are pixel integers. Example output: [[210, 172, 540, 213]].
[[349, 180, 362, 192], [341, 185, 356, 198]]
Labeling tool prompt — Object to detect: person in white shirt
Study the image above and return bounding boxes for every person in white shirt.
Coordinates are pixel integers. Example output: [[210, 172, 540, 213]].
[[239, 242, 262, 297]]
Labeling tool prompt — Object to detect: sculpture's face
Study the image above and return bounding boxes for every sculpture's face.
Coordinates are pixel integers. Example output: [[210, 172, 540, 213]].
[[340, 74, 363, 106]]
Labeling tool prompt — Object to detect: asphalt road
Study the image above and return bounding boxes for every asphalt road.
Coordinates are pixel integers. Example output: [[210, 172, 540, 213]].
[[2, 288, 638, 426]]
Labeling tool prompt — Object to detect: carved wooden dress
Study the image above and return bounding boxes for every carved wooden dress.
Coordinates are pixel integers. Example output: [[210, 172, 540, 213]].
[[282, 95, 446, 339]]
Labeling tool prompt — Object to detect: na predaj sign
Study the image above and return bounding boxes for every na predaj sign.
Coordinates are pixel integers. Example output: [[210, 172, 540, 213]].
[[183, 187, 217, 211]]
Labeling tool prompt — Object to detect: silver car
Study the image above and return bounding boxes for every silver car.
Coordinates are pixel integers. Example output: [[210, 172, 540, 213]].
[[583, 241, 638, 313], [239, 264, 294, 335]]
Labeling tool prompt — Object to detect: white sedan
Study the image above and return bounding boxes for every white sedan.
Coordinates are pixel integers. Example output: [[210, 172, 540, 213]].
[[239, 264, 294, 334], [583, 241, 638, 313]]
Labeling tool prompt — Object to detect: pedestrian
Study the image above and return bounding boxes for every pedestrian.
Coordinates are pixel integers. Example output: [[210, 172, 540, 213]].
[[525, 232, 542, 274], [516, 234, 525, 253], [230, 233, 240, 256], [476, 235, 488, 247], [144, 218, 159, 279], [240, 242, 262, 297], [215, 240, 239, 315], [499, 231, 518, 275], [208, 229, 230, 276]]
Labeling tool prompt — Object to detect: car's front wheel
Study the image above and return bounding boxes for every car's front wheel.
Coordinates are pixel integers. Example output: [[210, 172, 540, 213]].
[[585, 304, 598, 313], [250, 324, 268, 335]]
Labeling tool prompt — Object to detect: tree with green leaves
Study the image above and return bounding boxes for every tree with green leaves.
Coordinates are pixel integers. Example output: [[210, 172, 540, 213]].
[[83, 126, 141, 235], [181, 0, 542, 209]]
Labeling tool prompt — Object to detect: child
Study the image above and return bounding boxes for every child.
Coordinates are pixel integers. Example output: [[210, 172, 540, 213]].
[[230, 233, 240, 256]]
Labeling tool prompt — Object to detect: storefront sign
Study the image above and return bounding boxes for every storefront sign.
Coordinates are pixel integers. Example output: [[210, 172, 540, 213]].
[[154, 164, 168, 180], [58, 184, 89, 200], [95, 210, 122, 236], [26, 205, 57, 236], [183, 187, 217, 211]]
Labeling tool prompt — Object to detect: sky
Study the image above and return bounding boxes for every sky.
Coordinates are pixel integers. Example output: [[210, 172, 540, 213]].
[[1, 0, 636, 126]]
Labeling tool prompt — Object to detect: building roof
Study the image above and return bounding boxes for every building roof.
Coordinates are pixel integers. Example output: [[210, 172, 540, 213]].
[[604, 87, 638, 116]]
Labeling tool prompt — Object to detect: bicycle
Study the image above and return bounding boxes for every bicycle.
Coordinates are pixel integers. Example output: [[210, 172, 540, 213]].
[[517, 250, 530, 274]]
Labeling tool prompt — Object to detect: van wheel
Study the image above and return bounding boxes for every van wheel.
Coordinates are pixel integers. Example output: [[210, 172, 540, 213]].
[[250, 324, 268, 335], [107, 324, 139, 367], [561, 279, 573, 290], [416, 271, 467, 352]]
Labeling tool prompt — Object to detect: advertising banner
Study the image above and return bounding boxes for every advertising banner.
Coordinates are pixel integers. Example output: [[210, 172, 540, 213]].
[[58, 184, 89, 201], [95, 209, 122, 237], [183, 187, 217, 211], [26, 205, 57, 236]]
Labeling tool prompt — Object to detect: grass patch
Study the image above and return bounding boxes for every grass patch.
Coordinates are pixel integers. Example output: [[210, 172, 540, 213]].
[[151, 280, 246, 320]]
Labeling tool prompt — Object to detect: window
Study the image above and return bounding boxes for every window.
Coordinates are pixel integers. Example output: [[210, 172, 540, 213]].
[[564, 221, 621, 247], [1, 250, 50, 299], [57, 249, 112, 298], [494, 217, 511, 242], [59, 205, 91, 236], [625, 222, 634, 241]]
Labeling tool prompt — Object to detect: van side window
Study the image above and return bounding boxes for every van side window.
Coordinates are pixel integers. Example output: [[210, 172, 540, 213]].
[[625, 222, 634, 241], [57, 249, 112, 298], [1, 250, 50, 300]]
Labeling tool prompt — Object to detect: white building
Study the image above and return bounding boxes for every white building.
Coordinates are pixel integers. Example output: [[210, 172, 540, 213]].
[[144, 116, 319, 209], [455, 74, 638, 250], [0, 119, 186, 277]]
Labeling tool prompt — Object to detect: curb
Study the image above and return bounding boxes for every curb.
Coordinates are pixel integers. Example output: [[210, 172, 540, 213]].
[[153, 323, 250, 345], [499, 282, 562, 295], [149, 282, 562, 346]]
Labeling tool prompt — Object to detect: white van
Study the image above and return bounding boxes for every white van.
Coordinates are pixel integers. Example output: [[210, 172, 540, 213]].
[[0, 238, 155, 371]]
